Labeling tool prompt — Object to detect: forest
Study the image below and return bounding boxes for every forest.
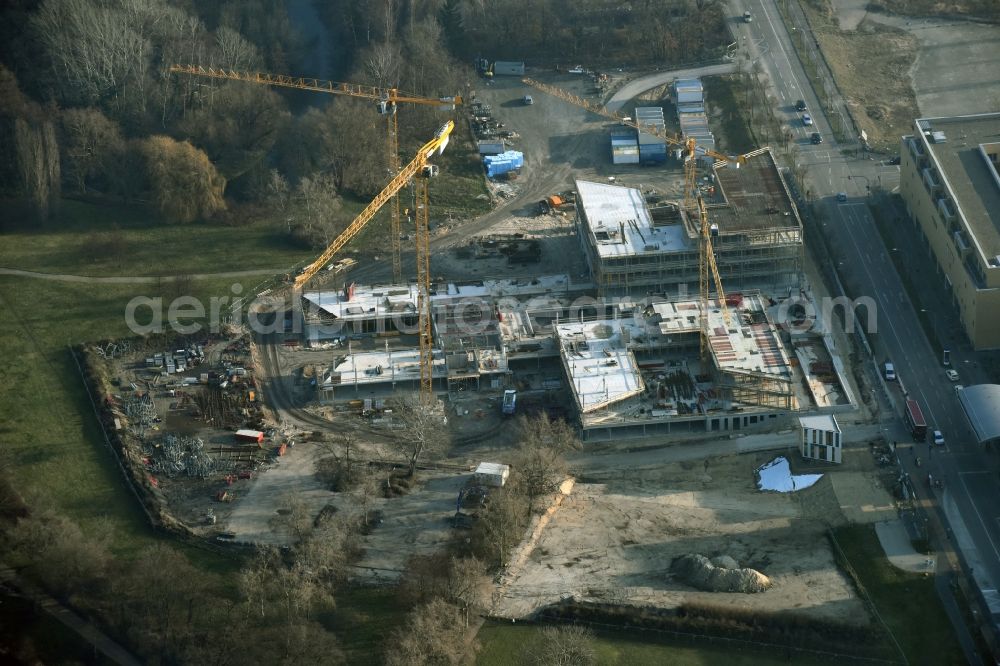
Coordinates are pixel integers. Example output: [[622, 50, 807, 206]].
[[0, 0, 728, 244]]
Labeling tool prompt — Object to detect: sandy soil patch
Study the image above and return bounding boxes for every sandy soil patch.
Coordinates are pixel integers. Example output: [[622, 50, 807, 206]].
[[493, 453, 867, 623]]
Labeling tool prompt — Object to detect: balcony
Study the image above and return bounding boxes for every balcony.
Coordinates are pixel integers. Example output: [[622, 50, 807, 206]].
[[953, 230, 970, 256], [937, 196, 956, 223], [923, 167, 941, 195]]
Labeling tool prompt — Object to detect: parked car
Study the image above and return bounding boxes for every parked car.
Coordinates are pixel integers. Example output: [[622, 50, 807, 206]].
[[802, 113, 813, 126], [811, 132, 823, 144], [795, 100, 807, 112], [743, 10, 753, 22], [884, 362, 896, 381], [932, 430, 945, 447], [945, 368, 960, 382], [888, 155, 901, 165], [836, 192, 848, 202]]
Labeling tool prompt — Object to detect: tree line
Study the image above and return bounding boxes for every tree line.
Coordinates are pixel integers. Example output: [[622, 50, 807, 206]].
[[323, 0, 730, 69], [0, 0, 467, 245], [0, 406, 594, 665]]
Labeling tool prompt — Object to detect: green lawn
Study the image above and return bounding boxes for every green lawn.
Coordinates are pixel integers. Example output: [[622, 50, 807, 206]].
[[832, 524, 965, 665], [0, 271, 259, 566], [0, 199, 314, 278], [476, 623, 833, 665]]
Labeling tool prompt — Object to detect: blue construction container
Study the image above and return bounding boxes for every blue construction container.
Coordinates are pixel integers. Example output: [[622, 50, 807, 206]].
[[484, 150, 524, 178]]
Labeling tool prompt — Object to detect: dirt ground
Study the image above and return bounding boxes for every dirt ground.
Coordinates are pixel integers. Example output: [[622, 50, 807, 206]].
[[493, 449, 878, 623], [806, 9, 920, 151], [811, 0, 1000, 150]]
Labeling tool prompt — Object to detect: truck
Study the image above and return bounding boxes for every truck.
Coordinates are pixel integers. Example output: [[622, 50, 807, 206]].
[[501, 389, 517, 416], [904, 399, 927, 440]]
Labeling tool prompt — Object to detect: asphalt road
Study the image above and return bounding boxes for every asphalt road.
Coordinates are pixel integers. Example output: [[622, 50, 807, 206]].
[[734, 0, 1000, 625]]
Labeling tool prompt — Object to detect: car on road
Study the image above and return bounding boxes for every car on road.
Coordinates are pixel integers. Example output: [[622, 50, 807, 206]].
[[802, 113, 813, 126], [932, 430, 945, 447], [946, 368, 960, 382], [810, 132, 823, 144], [884, 362, 896, 381], [743, 10, 752, 22], [836, 192, 848, 202], [795, 100, 807, 112]]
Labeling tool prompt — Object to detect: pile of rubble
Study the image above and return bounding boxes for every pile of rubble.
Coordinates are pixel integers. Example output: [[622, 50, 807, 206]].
[[671, 554, 772, 594]]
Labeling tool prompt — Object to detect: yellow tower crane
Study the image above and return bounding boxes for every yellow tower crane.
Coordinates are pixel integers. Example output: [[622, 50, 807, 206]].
[[521, 78, 769, 208], [698, 195, 731, 357], [290, 121, 454, 401], [169, 64, 461, 284], [521, 78, 755, 357]]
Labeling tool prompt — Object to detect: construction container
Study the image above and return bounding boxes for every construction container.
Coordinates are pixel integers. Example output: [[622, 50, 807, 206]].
[[612, 146, 640, 165], [475, 462, 511, 487], [492, 61, 525, 76], [478, 140, 506, 155], [235, 429, 264, 444], [639, 144, 667, 165]]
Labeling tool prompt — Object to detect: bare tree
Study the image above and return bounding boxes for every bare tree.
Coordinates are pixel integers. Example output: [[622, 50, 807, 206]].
[[60, 107, 124, 193], [270, 492, 316, 544], [514, 414, 578, 513], [399, 553, 487, 626], [14, 116, 60, 220], [392, 394, 450, 476], [386, 597, 475, 666], [216, 26, 260, 71], [524, 625, 596, 666], [363, 41, 403, 87], [472, 483, 528, 568]]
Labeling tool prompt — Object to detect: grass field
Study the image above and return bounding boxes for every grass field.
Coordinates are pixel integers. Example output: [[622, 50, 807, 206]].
[[832, 524, 965, 664], [0, 199, 317, 278], [476, 622, 834, 665]]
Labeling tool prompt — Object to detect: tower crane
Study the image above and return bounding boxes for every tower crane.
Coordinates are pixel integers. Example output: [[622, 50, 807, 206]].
[[698, 195, 731, 357], [521, 78, 748, 356], [521, 78, 769, 209], [287, 121, 454, 402], [169, 64, 461, 283]]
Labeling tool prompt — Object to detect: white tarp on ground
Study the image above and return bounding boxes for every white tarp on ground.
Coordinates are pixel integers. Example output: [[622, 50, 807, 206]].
[[756, 456, 823, 492]]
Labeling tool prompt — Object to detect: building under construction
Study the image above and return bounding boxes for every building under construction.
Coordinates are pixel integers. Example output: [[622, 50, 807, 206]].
[[577, 150, 803, 296], [556, 291, 810, 440]]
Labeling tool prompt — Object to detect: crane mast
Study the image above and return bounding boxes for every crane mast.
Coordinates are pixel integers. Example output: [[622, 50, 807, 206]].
[[169, 64, 460, 283], [520, 77, 747, 357]]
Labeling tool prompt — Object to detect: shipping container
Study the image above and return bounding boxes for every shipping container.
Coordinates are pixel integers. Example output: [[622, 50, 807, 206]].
[[235, 429, 265, 444], [676, 91, 704, 104], [478, 140, 506, 155], [612, 148, 640, 165], [673, 78, 703, 93], [492, 61, 525, 76]]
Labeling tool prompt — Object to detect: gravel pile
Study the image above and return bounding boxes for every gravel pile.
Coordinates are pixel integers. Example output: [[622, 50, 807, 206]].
[[671, 554, 772, 594]]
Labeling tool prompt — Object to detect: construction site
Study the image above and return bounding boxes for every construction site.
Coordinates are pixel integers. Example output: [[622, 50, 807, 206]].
[[74, 67, 889, 638]]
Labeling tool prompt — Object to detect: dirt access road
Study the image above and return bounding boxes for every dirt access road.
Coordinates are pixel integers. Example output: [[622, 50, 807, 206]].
[[350, 70, 689, 285]]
